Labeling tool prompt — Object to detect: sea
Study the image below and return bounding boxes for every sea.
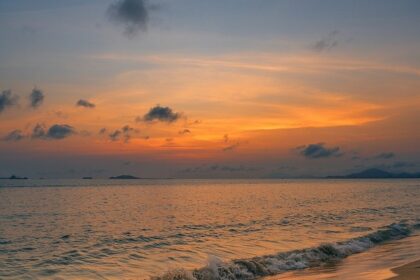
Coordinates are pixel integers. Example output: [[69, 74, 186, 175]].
[[0, 179, 419, 279]]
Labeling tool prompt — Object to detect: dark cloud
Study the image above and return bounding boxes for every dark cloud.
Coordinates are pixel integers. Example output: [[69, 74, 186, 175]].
[[46, 124, 75, 139], [297, 143, 342, 159], [139, 105, 181, 123], [107, 0, 150, 36], [3, 130, 25, 141], [29, 88, 44, 108], [374, 152, 395, 160], [311, 30, 339, 52], [31, 124, 75, 140], [0, 90, 19, 113], [76, 99, 95, 108], [109, 125, 137, 142]]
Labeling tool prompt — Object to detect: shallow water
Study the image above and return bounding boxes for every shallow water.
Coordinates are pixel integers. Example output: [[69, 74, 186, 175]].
[[0, 179, 419, 279], [269, 233, 420, 279]]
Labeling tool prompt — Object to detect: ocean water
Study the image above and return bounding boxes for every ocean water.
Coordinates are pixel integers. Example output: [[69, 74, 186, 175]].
[[0, 179, 419, 279]]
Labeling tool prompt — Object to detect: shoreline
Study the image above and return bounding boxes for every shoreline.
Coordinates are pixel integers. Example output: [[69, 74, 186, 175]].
[[388, 260, 420, 280]]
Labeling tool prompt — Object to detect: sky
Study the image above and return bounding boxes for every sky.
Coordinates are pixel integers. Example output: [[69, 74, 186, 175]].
[[0, 0, 419, 178]]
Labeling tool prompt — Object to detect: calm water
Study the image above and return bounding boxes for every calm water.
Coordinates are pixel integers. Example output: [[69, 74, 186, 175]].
[[0, 179, 419, 279]]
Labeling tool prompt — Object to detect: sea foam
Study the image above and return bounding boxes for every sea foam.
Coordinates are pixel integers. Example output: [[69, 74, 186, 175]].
[[153, 222, 416, 280]]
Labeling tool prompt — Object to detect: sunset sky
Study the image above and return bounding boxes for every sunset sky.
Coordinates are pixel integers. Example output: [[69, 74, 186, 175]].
[[0, 0, 419, 178]]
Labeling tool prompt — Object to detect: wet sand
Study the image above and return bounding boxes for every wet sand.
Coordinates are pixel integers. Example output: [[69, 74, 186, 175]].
[[388, 260, 420, 280], [265, 234, 420, 280]]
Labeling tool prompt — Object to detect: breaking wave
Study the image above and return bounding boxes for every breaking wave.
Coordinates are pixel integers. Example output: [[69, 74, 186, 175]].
[[153, 222, 417, 280]]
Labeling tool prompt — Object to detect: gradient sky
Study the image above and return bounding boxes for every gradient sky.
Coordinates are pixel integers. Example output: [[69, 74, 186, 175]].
[[0, 0, 419, 178]]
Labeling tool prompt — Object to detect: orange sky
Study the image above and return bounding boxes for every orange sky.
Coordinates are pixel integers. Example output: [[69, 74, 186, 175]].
[[1, 1, 419, 178]]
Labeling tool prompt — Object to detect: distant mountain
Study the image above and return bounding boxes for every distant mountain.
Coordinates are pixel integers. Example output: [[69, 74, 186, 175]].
[[327, 168, 420, 179], [82, 176, 93, 179], [0, 175, 28, 180], [109, 175, 140, 179]]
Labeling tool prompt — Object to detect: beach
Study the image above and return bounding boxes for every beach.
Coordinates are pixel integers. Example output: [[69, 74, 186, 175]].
[[266, 232, 420, 280], [388, 260, 420, 280]]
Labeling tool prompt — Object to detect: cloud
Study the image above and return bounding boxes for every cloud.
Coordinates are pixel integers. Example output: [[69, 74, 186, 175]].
[[265, 166, 298, 178], [0, 90, 19, 113], [311, 30, 339, 52], [181, 164, 258, 173], [3, 130, 25, 141], [139, 105, 181, 123], [179, 129, 191, 135], [109, 130, 122, 141], [107, 0, 150, 36], [222, 142, 240, 152], [46, 124, 75, 139], [297, 143, 342, 159], [31, 124, 75, 140], [99, 127, 107, 134], [223, 134, 229, 143], [54, 110, 68, 119], [29, 88, 44, 108], [392, 161, 416, 169], [109, 125, 138, 142], [76, 99, 95, 108], [32, 124, 46, 139], [374, 152, 395, 160]]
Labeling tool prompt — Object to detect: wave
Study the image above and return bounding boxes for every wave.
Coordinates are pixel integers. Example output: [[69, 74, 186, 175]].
[[152, 222, 417, 280]]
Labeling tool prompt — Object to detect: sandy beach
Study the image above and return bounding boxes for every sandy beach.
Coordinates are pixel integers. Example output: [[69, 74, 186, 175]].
[[388, 260, 420, 280]]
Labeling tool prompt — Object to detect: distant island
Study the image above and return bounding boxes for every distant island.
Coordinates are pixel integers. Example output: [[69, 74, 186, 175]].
[[0, 175, 28, 180], [82, 176, 93, 179], [109, 175, 140, 179], [327, 168, 420, 179]]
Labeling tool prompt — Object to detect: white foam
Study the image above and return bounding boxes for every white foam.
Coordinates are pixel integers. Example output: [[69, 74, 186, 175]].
[[153, 223, 416, 280]]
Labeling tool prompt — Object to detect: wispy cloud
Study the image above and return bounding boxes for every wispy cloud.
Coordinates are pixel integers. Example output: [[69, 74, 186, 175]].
[[181, 164, 258, 173], [2, 130, 25, 141], [179, 129, 191, 135], [92, 53, 420, 77], [374, 152, 395, 160], [222, 142, 240, 152], [311, 30, 339, 52]]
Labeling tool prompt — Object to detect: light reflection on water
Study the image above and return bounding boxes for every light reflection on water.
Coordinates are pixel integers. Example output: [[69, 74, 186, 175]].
[[0, 179, 419, 279]]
